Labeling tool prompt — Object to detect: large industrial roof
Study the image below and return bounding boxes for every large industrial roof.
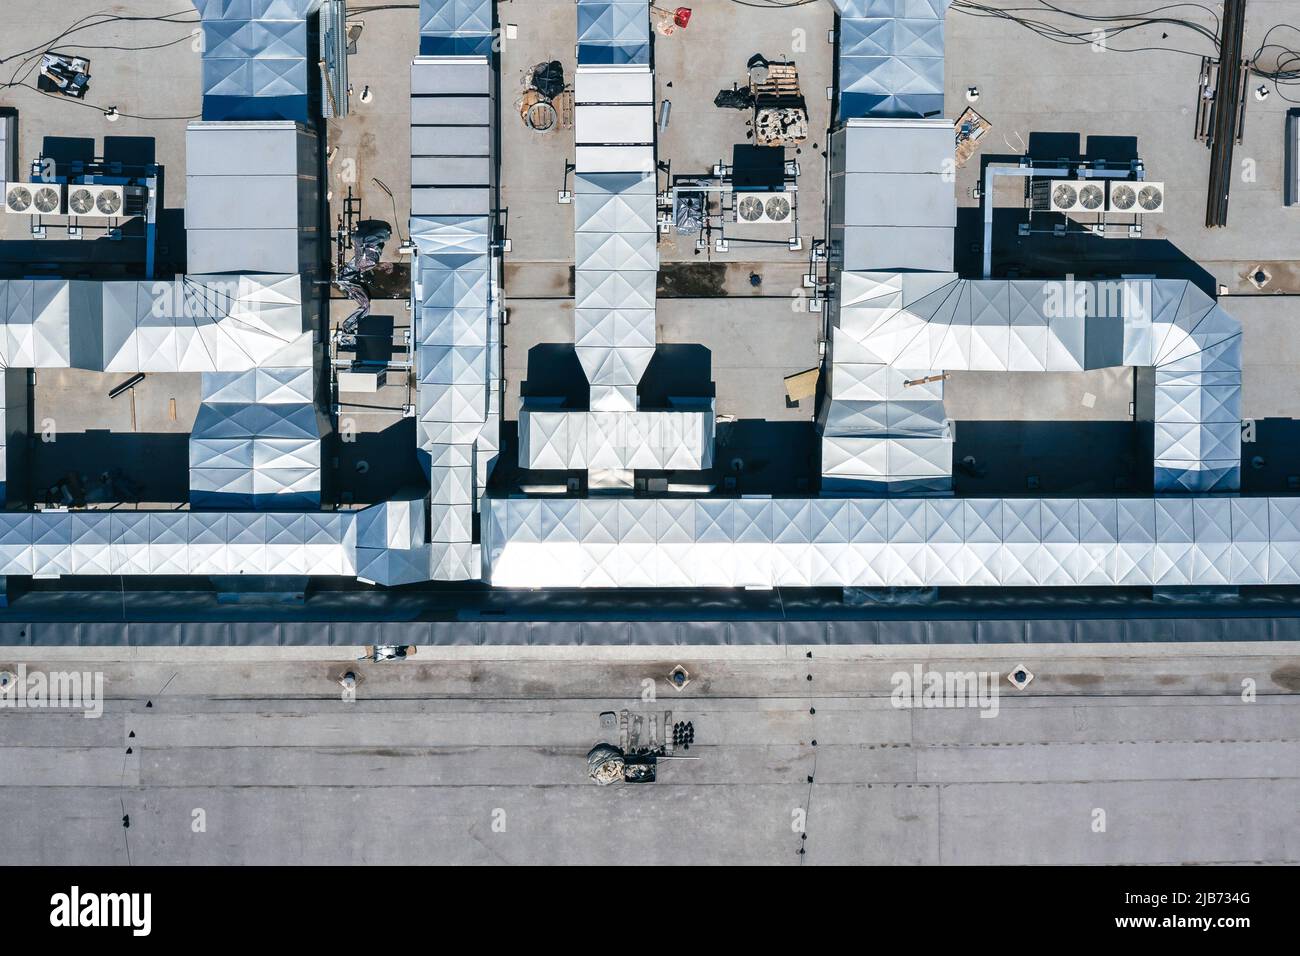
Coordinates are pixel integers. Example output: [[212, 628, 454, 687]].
[[0, 0, 1287, 605]]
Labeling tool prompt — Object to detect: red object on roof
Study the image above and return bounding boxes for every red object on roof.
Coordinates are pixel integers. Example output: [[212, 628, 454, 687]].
[[674, 7, 692, 28]]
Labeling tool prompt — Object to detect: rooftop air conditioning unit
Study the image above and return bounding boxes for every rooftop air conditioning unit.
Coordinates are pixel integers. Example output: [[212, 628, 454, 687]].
[[1076, 181, 1105, 211], [5, 182, 64, 215], [1113, 180, 1164, 213], [1049, 179, 1104, 213], [1048, 180, 1080, 212], [735, 191, 793, 225], [1107, 181, 1138, 212], [66, 184, 124, 218]]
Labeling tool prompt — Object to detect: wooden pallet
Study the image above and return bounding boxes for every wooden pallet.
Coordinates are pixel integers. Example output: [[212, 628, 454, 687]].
[[954, 106, 991, 168], [554, 90, 575, 131], [753, 62, 801, 99]]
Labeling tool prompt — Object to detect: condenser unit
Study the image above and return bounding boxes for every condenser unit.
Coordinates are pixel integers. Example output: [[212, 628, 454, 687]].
[[66, 184, 125, 218], [735, 191, 793, 225], [1108, 181, 1164, 213], [1076, 181, 1105, 211], [1048, 179, 1104, 213], [5, 182, 63, 215], [1048, 180, 1080, 212]]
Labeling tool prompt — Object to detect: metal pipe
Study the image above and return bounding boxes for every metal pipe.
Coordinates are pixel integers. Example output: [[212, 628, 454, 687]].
[[981, 161, 1068, 278], [108, 373, 145, 400]]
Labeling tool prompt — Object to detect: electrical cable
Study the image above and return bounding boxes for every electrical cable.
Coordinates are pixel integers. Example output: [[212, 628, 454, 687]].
[[726, 1, 820, 8], [9, 81, 201, 121], [0, 9, 202, 121], [950, 1, 1220, 56], [0, 10, 199, 66], [950, 2, 1300, 102]]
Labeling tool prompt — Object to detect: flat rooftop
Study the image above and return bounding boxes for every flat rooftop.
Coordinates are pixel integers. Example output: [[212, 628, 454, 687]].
[[31, 368, 199, 507], [1, 642, 1295, 864]]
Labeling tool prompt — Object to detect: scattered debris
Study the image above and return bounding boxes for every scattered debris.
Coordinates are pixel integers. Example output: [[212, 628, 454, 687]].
[[589, 708, 698, 784], [903, 372, 950, 388], [38, 54, 90, 99], [713, 86, 754, 111], [363, 645, 412, 662], [784, 367, 819, 403], [587, 743, 625, 785], [622, 752, 657, 782], [530, 60, 565, 100], [714, 55, 808, 145], [520, 91, 557, 131], [674, 189, 705, 235], [334, 219, 391, 343], [752, 59, 808, 147], [955, 106, 991, 168], [650, 5, 692, 36], [519, 61, 572, 132], [44, 470, 143, 510]]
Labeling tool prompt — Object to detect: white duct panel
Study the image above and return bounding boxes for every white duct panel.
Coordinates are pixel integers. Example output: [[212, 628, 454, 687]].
[[355, 498, 425, 551], [1229, 497, 1269, 584], [69, 512, 114, 576], [411, 125, 491, 157], [109, 513, 152, 576], [2, 280, 72, 369], [515, 408, 716, 471], [575, 189, 657, 233], [575, 307, 655, 350], [144, 513, 189, 575], [959, 498, 1001, 585], [575, 65, 654, 104], [418, 344, 487, 387], [31, 511, 72, 577], [0, 508, 358, 578], [1270, 498, 1300, 584], [419, 380, 487, 425], [410, 55, 491, 93], [575, 104, 654, 144], [838, 169, 956, 229], [410, 95, 490, 127], [202, 366, 315, 404], [411, 156, 490, 187], [822, 435, 889, 479], [575, 270, 656, 311], [575, 231, 658, 273], [430, 503, 475, 543], [429, 464, 474, 506], [418, 306, 489, 348], [965, 282, 1010, 371], [187, 512, 231, 575], [0, 513, 35, 575], [411, 214, 491, 251], [482, 496, 1267, 588], [577, 0, 651, 65], [411, 186, 492, 217], [1006, 280, 1050, 372], [431, 541, 478, 581]]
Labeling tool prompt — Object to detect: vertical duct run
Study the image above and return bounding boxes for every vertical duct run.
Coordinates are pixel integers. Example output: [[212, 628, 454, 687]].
[[410, 7, 501, 581], [573, 64, 657, 407], [821, 117, 957, 494], [185, 122, 324, 510], [573, 1, 655, 411]]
